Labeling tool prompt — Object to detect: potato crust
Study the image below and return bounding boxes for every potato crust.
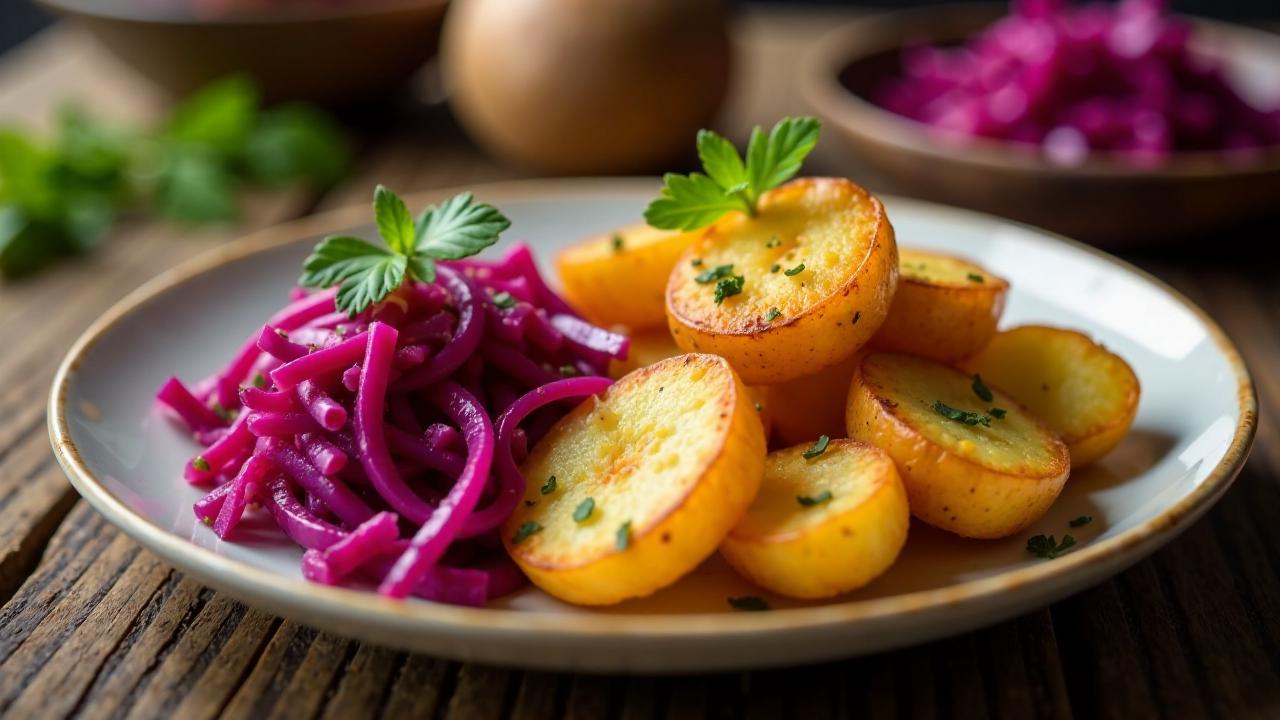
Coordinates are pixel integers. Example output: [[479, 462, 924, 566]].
[[845, 352, 1070, 539], [557, 222, 697, 330], [504, 353, 766, 605], [870, 249, 1009, 362], [665, 177, 898, 384], [965, 325, 1140, 467], [721, 440, 909, 599]]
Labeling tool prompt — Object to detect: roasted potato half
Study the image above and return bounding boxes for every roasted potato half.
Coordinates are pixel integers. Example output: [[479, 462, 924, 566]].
[[764, 355, 858, 446], [504, 353, 767, 605], [557, 222, 697, 330], [870, 249, 1009, 362], [666, 177, 898, 384], [721, 440, 909, 599], [966, 325, 1140, 467], [845, 353, 1070, 539]]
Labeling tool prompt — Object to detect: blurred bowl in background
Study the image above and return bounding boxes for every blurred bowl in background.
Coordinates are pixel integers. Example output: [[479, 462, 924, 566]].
[[37, 0, 450, 106], [442, 0, 732, 175], [801, 4, 1280, 246]]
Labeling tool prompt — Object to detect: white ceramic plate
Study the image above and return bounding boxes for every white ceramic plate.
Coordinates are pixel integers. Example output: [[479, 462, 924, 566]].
[[50, 178, 1255, 673]]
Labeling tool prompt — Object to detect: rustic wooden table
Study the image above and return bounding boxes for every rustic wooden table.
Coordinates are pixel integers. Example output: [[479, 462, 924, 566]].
[[1, 10, 1277, 719]]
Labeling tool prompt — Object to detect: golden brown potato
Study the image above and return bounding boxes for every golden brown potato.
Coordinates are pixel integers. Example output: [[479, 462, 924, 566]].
[[764, 355, 858, 446], [845, 353, 1070, 539], [504, 354, 766, 605], [557, 223, 698, 331], [965, 325, 1140, 467], [721, 439, 909, 599], [870, 249, 1009, 363], [665, 177, 898, 384]]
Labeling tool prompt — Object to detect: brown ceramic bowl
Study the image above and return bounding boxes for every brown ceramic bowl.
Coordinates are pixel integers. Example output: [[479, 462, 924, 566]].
[[801, 4, 1280, 246], [37, 0, 450, 106]]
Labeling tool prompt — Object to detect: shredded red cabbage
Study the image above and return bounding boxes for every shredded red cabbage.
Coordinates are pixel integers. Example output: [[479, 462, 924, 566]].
[[158, 242, 620, 606]]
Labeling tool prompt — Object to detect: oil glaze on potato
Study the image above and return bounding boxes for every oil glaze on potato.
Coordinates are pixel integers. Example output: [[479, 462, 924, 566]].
[[845, 353, 1070, 539], [558, 223, 697, 331], [966, 325, 1140, 467], [721, 440, 909, 599], [504, 354, 766, 606], [666, 177, 898, 385], [870, 249, 1009, 362]]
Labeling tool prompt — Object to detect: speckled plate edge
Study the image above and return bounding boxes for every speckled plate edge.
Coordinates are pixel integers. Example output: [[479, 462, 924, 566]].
[[47, 177, 1257, 673]]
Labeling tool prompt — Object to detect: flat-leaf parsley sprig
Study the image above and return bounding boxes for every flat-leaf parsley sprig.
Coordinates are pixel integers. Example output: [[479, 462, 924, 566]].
[[300, 185, 511, 316], [644, 117, 822, 231]]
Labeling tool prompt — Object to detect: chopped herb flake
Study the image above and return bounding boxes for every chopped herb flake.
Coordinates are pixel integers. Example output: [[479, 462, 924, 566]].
[[714, 275, 745, 304], [611, 234, 624, 251], [765, 307, 782, 322], [616, 521, 632, 550], [765, 236, 782, 248], [252, 373, 267, 389], [932, 400, 991, 427], [797, 489, 834, 506], [1069, 515, 1093, 527], [511, 521, 543, 545], [803, 435, 831, 459], [540, 475, 557, 495], [492, 290, 516, 309], [770, 264, 781, 273], [967, 272, 984, 283], [573, 497, 595, 523], [728, 596, 770, 611], [559, 365, 580, 378], [783, 263, 806, 277], [192, 456, 211, 472], [989, 407, 1007, 419], [695, 264, 735, 284], [691, 258, 703, 267], [971, 374, 994, 402], [1027, 534, 1076, 559]]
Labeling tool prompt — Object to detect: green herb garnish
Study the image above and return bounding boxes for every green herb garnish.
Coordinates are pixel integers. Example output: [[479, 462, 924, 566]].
[[299, 185, 510, 316], [492, 290, 516, 309], [765, 236, 781, 248], [783, 263, 805, 277], [695, 263, 735, 284], [765, 307, 782, 322], [728, 596, 770, 611], [967, 272, 984, 283], [1069, 515, 1092, 527], [645, 117, 821, 230], [573, 498, 595, 523], [770, 264, 781, 273], [691, 258, 703, 267], [616, 521, 632, 550], [558, 365, 580, 378], [989, 407, 1007, 419], [611, 233, 624, 252], [252, 373, 267, 389], [192, 456, 211, 472], [714, 274, 745, 304], [511, 521, 543, 545], [1026, 534, 1075, 559], [540, 475, 557, 495], [932, 401, 991, 427], [797, 490, 833, 507], [802, 435, 831, 459], [971, 374, 994, 402]]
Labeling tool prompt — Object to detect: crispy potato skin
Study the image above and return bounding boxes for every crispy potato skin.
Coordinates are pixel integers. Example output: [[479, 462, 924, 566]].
[[870, 249, 1009, 363], [721, 440, 909, 599], [504, 354, 766, 605], [845, 353, 1070, 539], [665, 177, 899, 384], [764, 355, 858, 446], [965, 325, 1140, 467], [557, 223, 697, 330]]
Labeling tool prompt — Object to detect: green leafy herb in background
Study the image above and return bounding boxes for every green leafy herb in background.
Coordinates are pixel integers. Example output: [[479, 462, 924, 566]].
[[645, 117, 821, 231], [299, 185, 510, 316], [0, 76, 348, 279]]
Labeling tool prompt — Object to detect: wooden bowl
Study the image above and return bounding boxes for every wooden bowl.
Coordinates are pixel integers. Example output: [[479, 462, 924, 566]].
[[37, 0, 450, 106], [800, 4, 1280, 246]]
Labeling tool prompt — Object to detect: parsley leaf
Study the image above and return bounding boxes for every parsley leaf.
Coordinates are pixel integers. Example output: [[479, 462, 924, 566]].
[[192, 456, 211, 472], [374, 184, 415, 255], [492, 291, 516, 309], [573, 498, 595, 523], [803, 435, 831, 459], [932, 400, 992, 427], [714, 274, 745, 304], [1069, 515, 1092, 527], [728, 596, 770, 611], [990, 407, 1007, 419], [616, 521, 632, 550], [1026, 534, 1076, 559], [967, 272, 984, 283], [765, 307, 782, 322], [511, 521, 542, 545], [971, 374, 994, 402], [645, 117, 822, 230], [695, 264, 735, 284], [541, 475, 557, 495], [414, 190, 510, 261], [783, 263, 805, 277], [797, 489, 833, 506]]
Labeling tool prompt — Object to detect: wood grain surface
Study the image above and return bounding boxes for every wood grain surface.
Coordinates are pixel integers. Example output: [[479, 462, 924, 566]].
[[0, 10, 1277, 719]]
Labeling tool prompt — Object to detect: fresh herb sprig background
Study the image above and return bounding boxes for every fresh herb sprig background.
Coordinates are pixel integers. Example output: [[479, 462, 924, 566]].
[[644, 116, 821, 231], [0, 76, 348, 280]]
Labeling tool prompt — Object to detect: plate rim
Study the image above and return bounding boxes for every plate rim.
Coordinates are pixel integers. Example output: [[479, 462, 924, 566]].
[[47, 176, 1258, 641]]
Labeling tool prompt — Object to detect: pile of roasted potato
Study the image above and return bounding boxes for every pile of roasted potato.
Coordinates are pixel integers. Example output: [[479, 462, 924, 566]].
[[503, 176, 1140, 606]]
